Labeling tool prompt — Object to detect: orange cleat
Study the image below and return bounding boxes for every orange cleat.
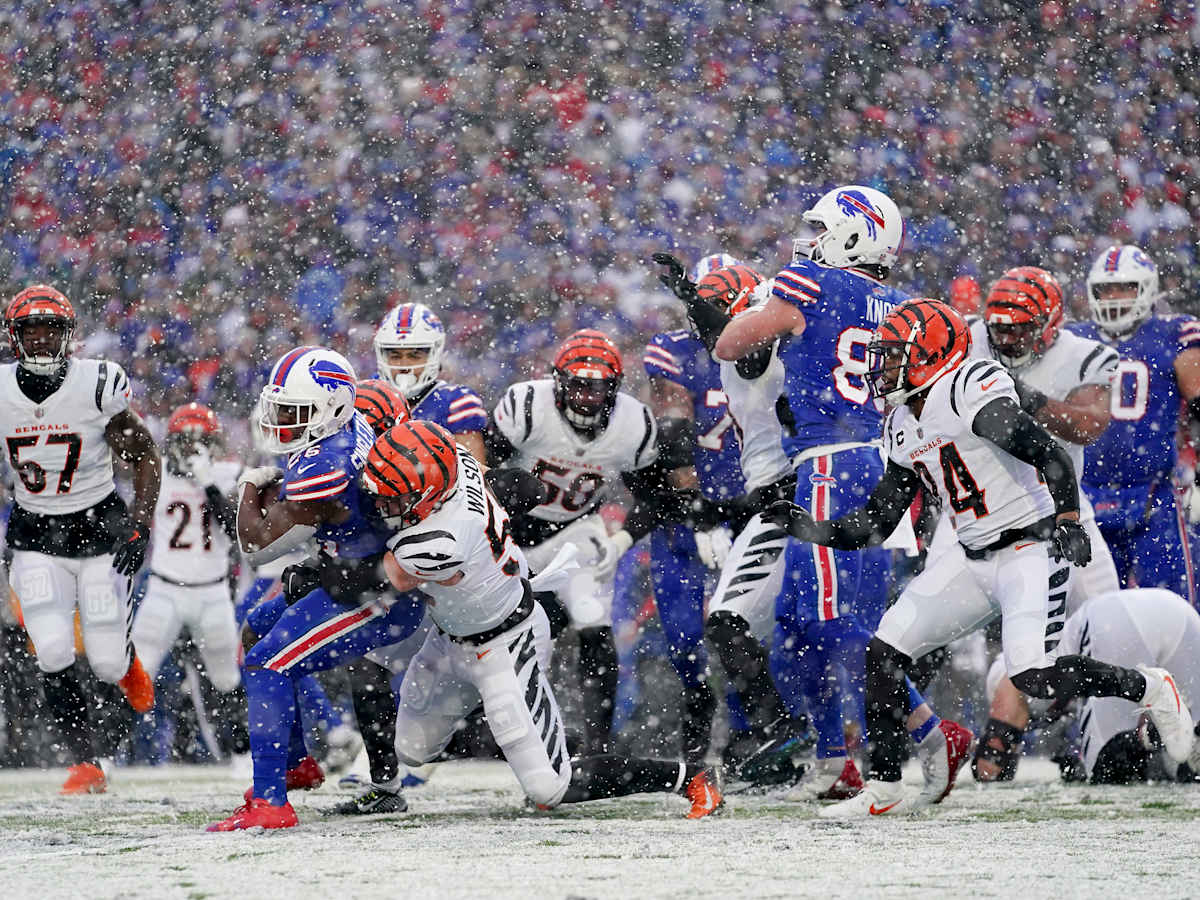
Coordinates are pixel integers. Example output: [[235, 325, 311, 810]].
[[118, 655, 155, 714], [243, 756, 325, 802], [207, 798, 298, 832], [684, 766, 725, 819], [61, 762, 107, 795]]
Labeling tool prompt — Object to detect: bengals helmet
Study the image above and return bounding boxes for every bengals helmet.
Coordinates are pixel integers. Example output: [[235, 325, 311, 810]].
[[984, 267, 1064, 368], [868, 299, 971, 406], [166, 403, 222, 474], [362, 420, 460, 527], [696, 265, 764, 318], [6, 285, 76, 375], [552, 329, 623, 435], [948, 275, 983, 318], [355, 378, 411, 437]]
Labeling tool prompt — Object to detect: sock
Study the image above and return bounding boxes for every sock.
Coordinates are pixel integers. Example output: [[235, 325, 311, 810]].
[[681, 681, 716, 763], [865, 638, 910, 783], [707, 612, 788, 736], [562, 755, 704, 803], [42, 664, 98, 766], [578, 627, 618, 755], [348, 660, 401, 784], [910, 713, 941, 745], [245, 666, 296, 805], [906, 679, 925, 715]]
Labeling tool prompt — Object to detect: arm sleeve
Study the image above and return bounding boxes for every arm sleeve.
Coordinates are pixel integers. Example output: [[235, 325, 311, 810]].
[[387, 528, 466, 580], [971, 396, 1079, 516], [484, 467, 548, 515], [655, 416, 695, 470], [803, 461, 922, 550]]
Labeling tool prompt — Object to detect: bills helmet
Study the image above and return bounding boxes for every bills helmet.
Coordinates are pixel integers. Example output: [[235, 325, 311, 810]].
[[1086, 245, 1159, 337], [797, 185, 904, 271], [373, 303, 446, 399], [257, 347, 357, 454]]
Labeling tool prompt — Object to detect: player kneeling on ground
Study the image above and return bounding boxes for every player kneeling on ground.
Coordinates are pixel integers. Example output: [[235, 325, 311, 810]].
[[765, 298, 1193, 816], [366, 420, 724, 818]]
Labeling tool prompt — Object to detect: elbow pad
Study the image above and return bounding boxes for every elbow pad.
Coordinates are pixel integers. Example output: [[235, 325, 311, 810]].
[[485, 467, 549, 515]]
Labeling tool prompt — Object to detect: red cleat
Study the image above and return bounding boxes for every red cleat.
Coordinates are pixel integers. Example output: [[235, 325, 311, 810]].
[[918, 719, 974, 805], [243, 756, 325, 802], [684, 766, 725, 819], [60, 762, 107, 795], [208, 797, 298, 832], [119, 655, 155, 714]]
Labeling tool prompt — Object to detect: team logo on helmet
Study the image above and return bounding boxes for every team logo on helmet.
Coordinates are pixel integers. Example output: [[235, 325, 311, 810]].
[[309, 358, 355, 392], [835, 189, 886, 240]]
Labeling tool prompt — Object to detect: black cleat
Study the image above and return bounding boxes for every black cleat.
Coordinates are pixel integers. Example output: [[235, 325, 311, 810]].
[[323, 785, 407, 816]]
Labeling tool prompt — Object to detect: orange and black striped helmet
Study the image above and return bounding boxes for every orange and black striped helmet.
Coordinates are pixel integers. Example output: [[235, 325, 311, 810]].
[[167, 403, 221, 436], [6, 284, 76, 375], [362, 420, 460, 526], [355, 378, 411, 437], [552, 329, 623, 433], [867, 298, 970, 405], [984, 266, 1064, 367], [696, 265, 763, 317], [948, 275, 982, 318]]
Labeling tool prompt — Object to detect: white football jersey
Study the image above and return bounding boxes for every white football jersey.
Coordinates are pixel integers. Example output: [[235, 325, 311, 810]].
[[492, 379, 658, 524], [0, 358, 131, 515], [720, 346, 793, 491], [885, 360, 1055, 550], [969, 320, 1118, 477], [149, 461, 241, 585], [386, 449, 528, 637]]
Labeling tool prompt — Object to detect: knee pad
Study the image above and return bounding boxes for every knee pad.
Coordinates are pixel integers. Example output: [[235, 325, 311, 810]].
[[705, 610, 752, 649], [34, 636, 76, 675], [88, 650, 128, 684]]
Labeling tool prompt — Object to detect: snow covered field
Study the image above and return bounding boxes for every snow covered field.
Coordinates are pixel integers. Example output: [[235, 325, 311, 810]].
[[1, 758, 1197, 900]]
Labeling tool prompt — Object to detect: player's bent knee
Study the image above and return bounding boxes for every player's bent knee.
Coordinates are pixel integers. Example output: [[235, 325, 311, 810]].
[[88, 652, 128, 684], [34, 638, 77, 675]]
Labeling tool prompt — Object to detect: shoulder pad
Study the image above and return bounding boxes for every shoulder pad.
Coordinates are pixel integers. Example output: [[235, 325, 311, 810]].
[[948, 360, 1014, 421], [440, 383, 488, 431]]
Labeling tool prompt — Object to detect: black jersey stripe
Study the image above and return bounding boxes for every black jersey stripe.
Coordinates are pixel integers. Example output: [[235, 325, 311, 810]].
[[94, 361, 109, 412], [522, 385, 535, 441], [1079, 345, 1117, 382], [391, 529, 455, 547], [635, 406, 655, 465]]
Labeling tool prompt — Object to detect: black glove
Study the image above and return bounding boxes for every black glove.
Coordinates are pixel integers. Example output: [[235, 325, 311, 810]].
[[282, 561, 323, 605], [763, 499, 816, 541], [1011, 376, 1049, 417], [112, 524, 150, 577], [652, 252, 698, 302], [1049, 518, 1091, 566]]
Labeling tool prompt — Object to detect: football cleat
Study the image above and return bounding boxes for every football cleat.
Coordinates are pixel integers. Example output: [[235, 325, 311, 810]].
[[916, 719, 974, 806], [323, 784, 407, 816], [684, 766, 725, 819], [818, 779, 914, 819], [207, 798, 298, 832], [1139, 666, 1195, 762], [118, 655, 155, 714], [60, 762, 106, 795], [243, 756, 326, 803], [784, 756, 864, 802]]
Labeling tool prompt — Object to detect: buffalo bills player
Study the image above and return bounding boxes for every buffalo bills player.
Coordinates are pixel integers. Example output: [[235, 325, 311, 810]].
[[373, 302, 487, 462], [712, 186, 915, 798], [1068, 245, 1200, 605], [641, 253, 748, 762], [208, 347, 425, 830]]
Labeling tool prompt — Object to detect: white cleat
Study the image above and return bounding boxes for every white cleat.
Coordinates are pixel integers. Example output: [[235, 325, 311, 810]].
[[1139, 666, 1194, 762], [817, 779, 915, 819], [915, 720, 974, 806], [784, 756, 864, 802]]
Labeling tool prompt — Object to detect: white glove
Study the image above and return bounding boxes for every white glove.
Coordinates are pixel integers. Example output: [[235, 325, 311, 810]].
[[1189, 483, 1200, 525], [186, 445, 217, 490], [238, 465, 283, 490], [592, 529, 633, 580], [694, 525, 733, 570]]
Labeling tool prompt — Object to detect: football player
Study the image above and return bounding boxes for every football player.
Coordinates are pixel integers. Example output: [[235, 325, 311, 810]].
[[209, 347, 425, 830], [487, 329, 698, 756], [1069, 246, 1200, 604], [766, 298, 1194, 816], [1, 284, 161, 795], [373, 302, 487, 462], [640, 256, 751, 762], [132, 403, 241, 693], [712, 186, 914, 798], [369, 421, 725, 819]]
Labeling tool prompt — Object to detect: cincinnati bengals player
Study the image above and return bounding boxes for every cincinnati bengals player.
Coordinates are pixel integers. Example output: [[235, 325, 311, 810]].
[[766, 298, 1194, 817], [131, 404, 241, 693], [0, 285, 161, 795], [487, 329, 696, 755], [367, 421, 725, 819]]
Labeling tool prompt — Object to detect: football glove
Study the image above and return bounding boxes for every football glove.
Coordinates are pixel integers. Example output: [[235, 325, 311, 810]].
[[694, 525, 732, 570], [238, 465, 283, 490], [282, 561, 323, 605], [1010, 376, 1049, 417], [112, 524, 150, 577], [1049, 519, 1091, 566], [652, 252, 699, 302], [592, 529, 634, 580], [762, 499, 817, 542]]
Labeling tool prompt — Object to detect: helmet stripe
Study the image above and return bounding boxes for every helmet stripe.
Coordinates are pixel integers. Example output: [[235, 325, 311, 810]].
[[408, 426, 453, 486], [272, 346, 315, 386]]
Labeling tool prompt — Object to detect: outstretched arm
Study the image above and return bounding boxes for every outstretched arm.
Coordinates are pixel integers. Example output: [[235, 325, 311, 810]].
[[714, 296, 805, 361]]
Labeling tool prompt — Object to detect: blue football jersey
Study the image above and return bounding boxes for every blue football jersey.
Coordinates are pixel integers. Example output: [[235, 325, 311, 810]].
[[408, 380, 488, 434], [1068, 315, 1200, 488], [644, 330, 745, 501], [772, 260, 910, 447], [280, 411, 389, 559]]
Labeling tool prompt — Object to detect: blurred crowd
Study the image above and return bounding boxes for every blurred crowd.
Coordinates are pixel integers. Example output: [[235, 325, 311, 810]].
[[2, 0, 1198, 447]]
